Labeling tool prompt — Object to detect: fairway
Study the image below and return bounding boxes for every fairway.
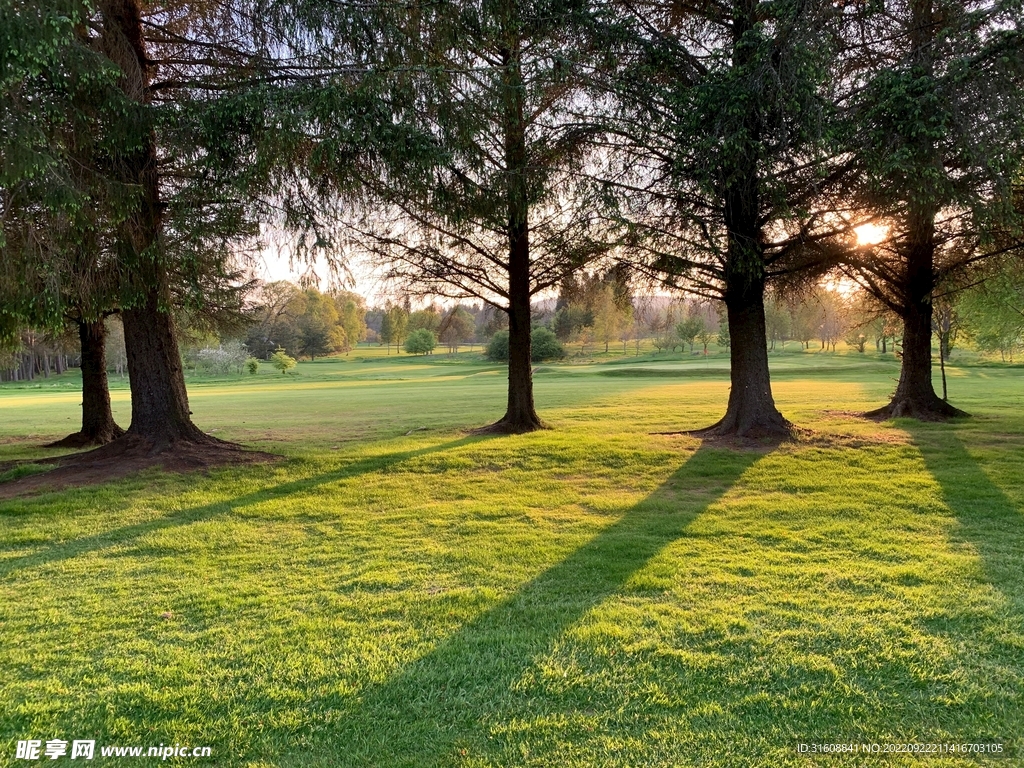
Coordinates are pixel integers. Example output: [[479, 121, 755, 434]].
[[1, 350, 1023, 767]]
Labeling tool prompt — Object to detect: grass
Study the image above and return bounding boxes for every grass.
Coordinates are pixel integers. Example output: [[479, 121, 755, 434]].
[[0, 464, 50, 484], [1, 348, 1022, 766]]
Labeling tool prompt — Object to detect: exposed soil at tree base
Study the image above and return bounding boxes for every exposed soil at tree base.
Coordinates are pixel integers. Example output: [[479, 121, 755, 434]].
[[0, 435, 279, 500]]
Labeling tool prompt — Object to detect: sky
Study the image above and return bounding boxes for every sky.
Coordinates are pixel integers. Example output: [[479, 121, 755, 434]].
[[253, 246, 382, 301]]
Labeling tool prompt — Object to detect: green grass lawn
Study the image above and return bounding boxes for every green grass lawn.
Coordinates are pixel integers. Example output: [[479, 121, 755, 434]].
[[1, 349, 1022, 766]]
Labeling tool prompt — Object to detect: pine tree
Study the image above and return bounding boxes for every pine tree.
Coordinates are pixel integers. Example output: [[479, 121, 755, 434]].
[[282, 0, 611, 432], [604, 0, 848, 437], [842, 0, 1024, 419]]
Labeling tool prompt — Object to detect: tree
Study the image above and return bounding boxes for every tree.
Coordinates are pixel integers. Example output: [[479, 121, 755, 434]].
[[245, 281, 304, 359], [409, 306, 442, 334], [328, 0, 610, 432], [270, 347, 297, 374], [960, 259, 1024, 362], [486, 331, 511, 362], [697, 324, 715, 355], [716, 308, 731, 350], [788, 299, 820, 350], [592, 285, 627, 353], [764, 298, 791, 352], [404, 328, 437, 355], [332, 291, 367, 354], [297, 289, 340, 360], [487, 327, 564, 362], [530, 327, 565, 361], [386, 305, 409, 354], [2, 0, 276, 463], [379, 312, 394, 353], [0, 0, 129, 446], [438, 306, 476, 353], [816, 288, 848, 352], [933, 297, 960, 364], [841, 0, 1024, 419], [553, 304, 592, 342], [676, 313, 704, 354], [607, 0, 848, 437]]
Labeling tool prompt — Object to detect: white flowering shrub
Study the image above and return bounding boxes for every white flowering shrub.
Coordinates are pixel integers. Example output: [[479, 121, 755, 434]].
[[195, 340, 250, 374]]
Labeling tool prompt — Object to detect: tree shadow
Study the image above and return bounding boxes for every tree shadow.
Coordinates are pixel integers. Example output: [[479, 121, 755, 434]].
[[908, 424, 1024, 611], [274, 445, 764, 767], [0, 436, 484, 580], [907, 424, 1024, 755]]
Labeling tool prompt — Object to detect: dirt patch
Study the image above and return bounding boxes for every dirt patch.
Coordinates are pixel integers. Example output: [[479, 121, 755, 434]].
[[652, 429, 797, 452], [786, 429, 912, 449], [821, 410, 868, 419], [653, 424, 912, 452], [0, 435, 279, 500]]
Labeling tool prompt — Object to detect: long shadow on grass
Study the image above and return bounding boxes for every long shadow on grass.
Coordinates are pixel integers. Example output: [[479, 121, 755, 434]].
[[909, 423, 1024, 619], [909, 424, 1024, 752], [0, 437, 482, 580], [277, 444, 763, 768]]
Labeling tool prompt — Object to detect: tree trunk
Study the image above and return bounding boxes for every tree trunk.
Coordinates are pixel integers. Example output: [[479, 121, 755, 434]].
[[495, 254, 543, 433], [48, 319, 125, 448], [701, 281, 791, 438], [478, 35, 544, 434], [122, 291, 208, 444], [866, 199, 966, 418], [866, 293, 964, 419], [94, 0, 214, 449], [485, 212, 543, 433]]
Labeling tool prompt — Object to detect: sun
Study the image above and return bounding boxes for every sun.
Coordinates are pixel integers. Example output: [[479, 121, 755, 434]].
[[855, 223, 888, 247]]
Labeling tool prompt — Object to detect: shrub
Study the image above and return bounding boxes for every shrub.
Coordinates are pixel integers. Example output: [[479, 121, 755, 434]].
[[404, 328, 437, 355], [486, 330, 510, 361], [245, 357, 260, 375], [195, 340, 249, 374], [485, 328, 565, 362], [270, 347, 297, 374], [531, 327, 565, 361]]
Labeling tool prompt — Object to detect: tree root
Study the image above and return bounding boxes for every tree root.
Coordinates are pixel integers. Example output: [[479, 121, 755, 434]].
[[470, 415, 549, 435], [865, 395, 969, 421], [692, 410, 795, 442], [45, 424, 126, 449]]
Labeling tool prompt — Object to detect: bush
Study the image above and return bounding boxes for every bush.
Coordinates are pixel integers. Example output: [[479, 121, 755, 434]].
[[486, 327, 565, 362], [195, 340, 249, 374], [245, 357, 260, 375], [404, 328, 437, 355], [531, 327, 565, 361], [270, 347, 297, 374], [486, 330, 510, 361]]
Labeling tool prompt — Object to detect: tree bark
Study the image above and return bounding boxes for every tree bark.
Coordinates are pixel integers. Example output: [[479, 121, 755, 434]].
[[48, 319, 125, 448], [866, 287, 965, 419], [121, 291, 208, 444], [491, 223, 544, 433]]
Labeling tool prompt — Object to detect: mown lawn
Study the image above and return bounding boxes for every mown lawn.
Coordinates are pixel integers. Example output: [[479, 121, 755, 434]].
[[1, 350, 1022, 766]]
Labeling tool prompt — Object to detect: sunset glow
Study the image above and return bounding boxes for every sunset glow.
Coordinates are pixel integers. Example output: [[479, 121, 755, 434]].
[[855, 223, 888, 246]]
